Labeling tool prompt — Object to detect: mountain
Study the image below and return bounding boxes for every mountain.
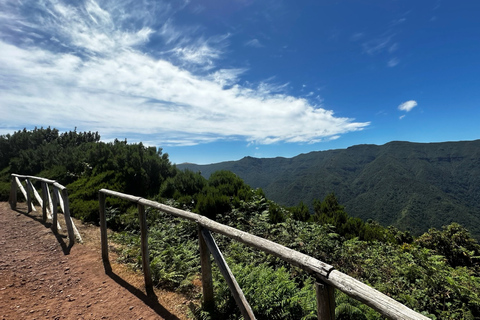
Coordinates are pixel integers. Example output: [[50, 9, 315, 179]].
[[179, 140, 480, 239]]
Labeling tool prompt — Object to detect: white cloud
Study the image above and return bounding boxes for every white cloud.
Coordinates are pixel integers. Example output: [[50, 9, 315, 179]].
[[398, 100, 417, 112], [172, 43, 220, 66], [388, 57, 399, 67], [350, 32, 364, 41], [245, 39, 263, 48], [208, 68, 246, 87], [363, 34, 395, 55], [388, 43, 398, 53], [0, 0, 370, 146]]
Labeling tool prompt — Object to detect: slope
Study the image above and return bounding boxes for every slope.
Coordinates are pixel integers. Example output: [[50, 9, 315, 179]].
[[179, 140, 480, 238]]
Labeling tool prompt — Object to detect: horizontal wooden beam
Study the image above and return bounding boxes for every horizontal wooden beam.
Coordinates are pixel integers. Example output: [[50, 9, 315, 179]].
[[12, 174, 56, 184], [12, 174, 66, 190]]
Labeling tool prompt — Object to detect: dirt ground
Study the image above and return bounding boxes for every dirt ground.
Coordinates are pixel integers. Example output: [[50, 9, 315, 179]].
[[0, 202, 193, 320]]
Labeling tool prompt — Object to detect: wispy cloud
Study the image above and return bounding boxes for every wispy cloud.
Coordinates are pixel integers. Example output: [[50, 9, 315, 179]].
[[360, 18, 404, 67], [388, 57, 399, 67], [388, 43, 398, 53], [0, 0, 369, 146], [362, 34, 395, 55], [245, 38, 263, 48], [350, 32, 365, 41], [398, 100, 417, 112], [208, 68, 246, 87]]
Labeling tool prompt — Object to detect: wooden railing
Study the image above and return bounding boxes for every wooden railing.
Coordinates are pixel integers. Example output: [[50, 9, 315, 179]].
[[9, 174, 82, 246], [98, 188, 429, 320]]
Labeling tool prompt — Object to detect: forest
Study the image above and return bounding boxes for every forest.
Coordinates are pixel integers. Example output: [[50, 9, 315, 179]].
[[1, 128, 480, 319], [179, 140, 480, 240]]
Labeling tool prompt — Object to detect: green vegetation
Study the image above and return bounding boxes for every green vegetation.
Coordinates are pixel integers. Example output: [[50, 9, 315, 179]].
[[2, 128, 480, 319], [179, 140, 480, 240], [0, 127, 175, 221]]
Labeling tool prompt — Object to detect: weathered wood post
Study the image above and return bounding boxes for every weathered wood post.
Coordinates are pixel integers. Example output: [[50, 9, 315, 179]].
[[15, 177, 27, 200], [25, 178, 33, 213], [137, 203, 153, 295], [98, 192, 111, 272], [47, 184, 54, 220], [62, 188, 75, 247], [9, 176, 17, 210], [201, 228, 256, 320], [56, 187, 65, 212], [41, 182, 48, 222], [316, 282, 335, 320], [198, 226, 215, 311], [51, 186, 59, 233]]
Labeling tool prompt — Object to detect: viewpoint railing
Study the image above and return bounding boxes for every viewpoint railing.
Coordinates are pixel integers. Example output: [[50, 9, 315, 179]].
[[9, 174, 82, 246], [98, 188, 429, 320]]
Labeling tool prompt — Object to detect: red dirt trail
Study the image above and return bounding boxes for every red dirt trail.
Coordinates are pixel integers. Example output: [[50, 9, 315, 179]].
[[0, 202, 191, 320]]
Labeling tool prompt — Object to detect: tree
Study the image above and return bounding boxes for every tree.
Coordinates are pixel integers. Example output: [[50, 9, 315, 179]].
[[415, 223, 480, 268], [291, 201, 310, 222]]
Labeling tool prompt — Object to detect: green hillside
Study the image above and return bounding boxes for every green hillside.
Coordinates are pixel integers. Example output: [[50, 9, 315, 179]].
[[2, 128, 480, 319], [179, 140, 480, 239]]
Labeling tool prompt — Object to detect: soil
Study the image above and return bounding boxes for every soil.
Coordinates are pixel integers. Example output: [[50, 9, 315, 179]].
[[0, 202, 194, 320]]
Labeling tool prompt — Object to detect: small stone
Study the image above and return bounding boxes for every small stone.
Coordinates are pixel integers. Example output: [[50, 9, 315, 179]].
[[129, 306, 134, 310]]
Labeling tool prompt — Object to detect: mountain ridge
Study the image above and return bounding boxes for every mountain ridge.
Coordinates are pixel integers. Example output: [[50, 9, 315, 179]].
[[179, 139, 480, 239]]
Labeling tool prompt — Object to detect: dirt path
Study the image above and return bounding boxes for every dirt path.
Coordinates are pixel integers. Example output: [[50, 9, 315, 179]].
[[0, 202, 192, 320]]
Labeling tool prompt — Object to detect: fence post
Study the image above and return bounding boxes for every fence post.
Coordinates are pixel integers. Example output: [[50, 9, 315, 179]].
[[52, 187, 59, 233], [138, 203, 153, 295], [9, 177, 17, 210], [62, 189, 75, 247], [98, 192, 111, 272], [198, 226, 215, 311], [41, 182, 48, 222], [316, 282, 335, 320], [25, 178, 33, 213], [201, 228, 256, 320]]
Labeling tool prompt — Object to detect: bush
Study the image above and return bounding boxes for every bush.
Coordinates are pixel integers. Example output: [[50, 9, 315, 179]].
[[210, 262, 316, 320]]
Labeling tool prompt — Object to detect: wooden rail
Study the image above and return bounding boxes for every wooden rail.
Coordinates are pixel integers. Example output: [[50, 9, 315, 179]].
[[98, 188, 429, 320], [9, 174, 82, 246]]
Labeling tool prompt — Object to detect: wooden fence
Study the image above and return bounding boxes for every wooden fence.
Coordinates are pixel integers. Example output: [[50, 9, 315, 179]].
[[98, 188, 429, 320], [9, 174, 82, 246]]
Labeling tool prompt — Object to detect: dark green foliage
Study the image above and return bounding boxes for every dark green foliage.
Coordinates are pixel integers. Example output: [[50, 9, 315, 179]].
[[0, 181, 10, 200], [160, 169, 206, 208], [195, 186, 231, 219], [415, 223, 480, 269], [79, 139, 174, 198], [0, 167, 11, 200], [311, 193, 392, 242], [66, 140, 175, 223], [0, 128, 176, 222], [290, 201, 310, 222], [195, 170, 254, 219], [0, 127, 101, 187], [179, 140, 480, 240], [335, 292, 371, 320], [336, 238, 480, 319], [268, 202, 286, 224], [211, 262, 317, 320]]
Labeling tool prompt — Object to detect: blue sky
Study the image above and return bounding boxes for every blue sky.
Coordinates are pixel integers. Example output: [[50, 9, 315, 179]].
[[1, 0, 479, 164]]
